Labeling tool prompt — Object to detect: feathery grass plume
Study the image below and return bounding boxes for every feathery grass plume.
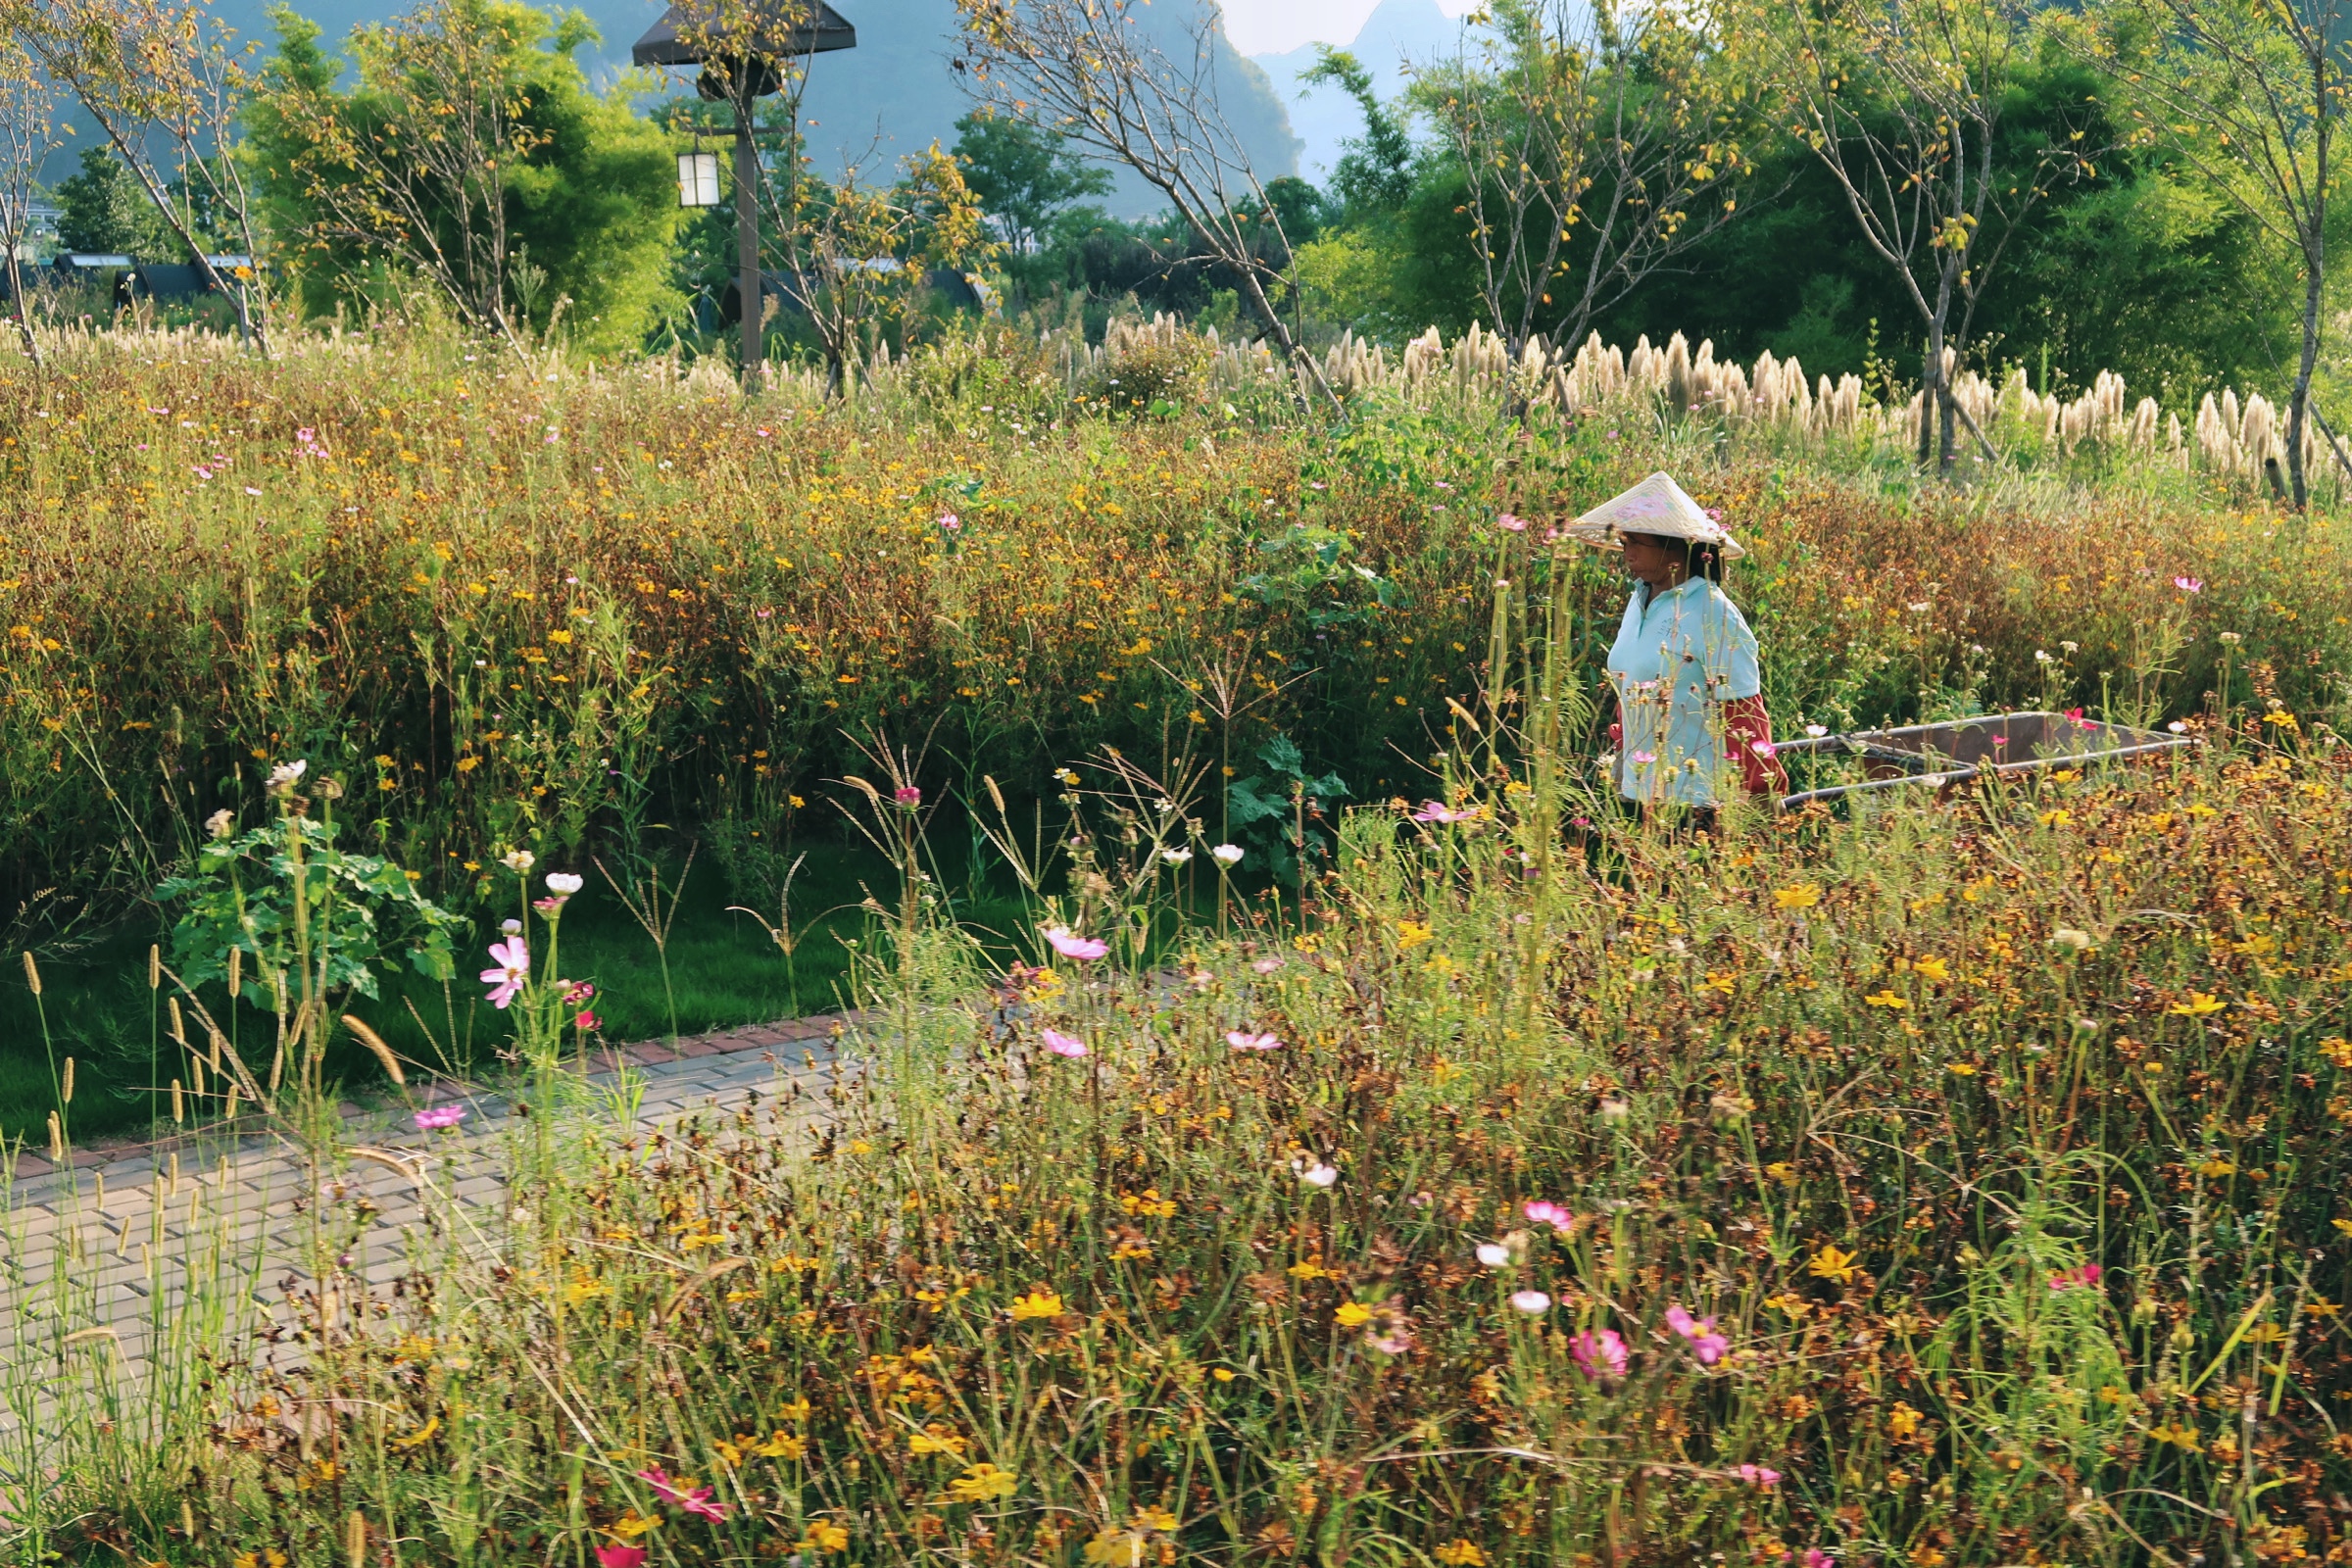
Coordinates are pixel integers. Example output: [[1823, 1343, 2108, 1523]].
[[146, 944, 159, 990], [342, 1015, 406, 1086], [171, 1080, 183, 1123], [168, 996, 185, 1046], [225, 947, 240, 999], [21, 950, 38, 997], [45, 1110, 60, 1161], [345, 1511, 367, 1568], [61, 1056, 73, 1104]]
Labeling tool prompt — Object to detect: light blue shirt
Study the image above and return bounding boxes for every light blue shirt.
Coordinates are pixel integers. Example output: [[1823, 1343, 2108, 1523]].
[[1606, 576, 1763, 806]]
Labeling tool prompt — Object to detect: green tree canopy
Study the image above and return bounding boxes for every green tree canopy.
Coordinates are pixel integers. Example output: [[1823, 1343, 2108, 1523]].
[[248, 0, 682, 356]]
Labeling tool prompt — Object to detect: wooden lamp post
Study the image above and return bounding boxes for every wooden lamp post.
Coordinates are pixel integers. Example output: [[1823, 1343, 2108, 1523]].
[[632, 0, 856, 388]]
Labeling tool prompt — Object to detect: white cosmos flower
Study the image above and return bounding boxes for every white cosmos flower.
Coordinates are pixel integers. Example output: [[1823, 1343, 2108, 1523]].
[[545, 872, 584, 895], [1211, 844, 1245, 865], [1295, 1160, 1340, 1189], [502, 850, 536, 874], [265, 759, 307, 791], [1476, 1244, 1512, 1268], [205, 808, 235, 840], [1160, 847, 1194, 865]]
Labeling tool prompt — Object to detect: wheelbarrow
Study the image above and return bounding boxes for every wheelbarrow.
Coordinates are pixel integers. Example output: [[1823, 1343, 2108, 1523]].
[[1771, 710, 2191, 811]]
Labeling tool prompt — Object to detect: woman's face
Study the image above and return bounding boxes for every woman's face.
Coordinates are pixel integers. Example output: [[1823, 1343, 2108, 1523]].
[[1618, 532, 1687, 590]]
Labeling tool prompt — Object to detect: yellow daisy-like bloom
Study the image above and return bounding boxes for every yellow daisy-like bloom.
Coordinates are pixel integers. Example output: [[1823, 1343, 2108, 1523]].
[[947, 1462, 1018, 1502], [1773, 884, 1821, 910], [1808, 1244, 1862, 1284], [1863, 991, 1909, 1009], [1335, 1301, 1374, 1328], [1009, 1288, 1064, 1321], [1435, 1541, 1489, 1566]]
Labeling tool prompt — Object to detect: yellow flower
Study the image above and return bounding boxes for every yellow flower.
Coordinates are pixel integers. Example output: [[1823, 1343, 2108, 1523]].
[[2194, 1157, 2236, 1178], [1335, 1301, 1374, 1328], [2037, 808, 2072, 827], [1808, 1244, 1862, 1284], [909, 1424, 969, 1457], [611, 1512, 657, 1540], [1863, 991, 1909, 1009], [1947, 1062, 1978, 1076], [1009, 1288, 1063, 1321], [1136, 1506, 1179, 1533], [755, 1431, 808, 1460], [2170, 992, 2227, 1016], [1887, 1401, 1922, 1439], [776, 1396, 812, 1422], [1910, 956, 1951, 983], [1396, 919, 1433, 949], [2149, 1422, 2202, 1451], [1211, 1367, 1237, 1382], [802, 1520, 851, 1554], [1435, 1541, 1489, 1566], [1773, 884, 1821, 911], [391, 1416, 439, 1448], [947, 1462, 1018, 1502]]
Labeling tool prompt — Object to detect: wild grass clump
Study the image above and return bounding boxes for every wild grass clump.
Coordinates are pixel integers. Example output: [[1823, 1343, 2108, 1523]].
[[27, 697, 2352, 1566]]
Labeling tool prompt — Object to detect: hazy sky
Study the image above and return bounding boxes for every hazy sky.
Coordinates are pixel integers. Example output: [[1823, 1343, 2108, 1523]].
[[1221, 0, 1481, 56]]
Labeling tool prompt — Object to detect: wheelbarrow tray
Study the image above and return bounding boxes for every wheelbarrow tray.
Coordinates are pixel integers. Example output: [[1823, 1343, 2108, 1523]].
[[1772, 710, 2189, 811]]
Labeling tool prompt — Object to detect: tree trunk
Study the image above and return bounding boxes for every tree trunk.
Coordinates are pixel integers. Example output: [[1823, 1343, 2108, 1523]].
[[5, 250, 37, 367], [2288, 230, 2325, 512]]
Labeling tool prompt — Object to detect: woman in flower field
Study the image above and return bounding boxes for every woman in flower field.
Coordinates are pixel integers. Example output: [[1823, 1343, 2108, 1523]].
[[1569, 471, 1788, 816]]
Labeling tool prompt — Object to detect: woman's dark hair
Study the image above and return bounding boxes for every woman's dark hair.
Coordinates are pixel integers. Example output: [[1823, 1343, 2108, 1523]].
[[1620, 531, 1726, 583]]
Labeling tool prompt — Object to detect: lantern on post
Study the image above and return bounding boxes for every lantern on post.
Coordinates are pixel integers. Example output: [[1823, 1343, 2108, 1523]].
[[632, 0, 856, 389]]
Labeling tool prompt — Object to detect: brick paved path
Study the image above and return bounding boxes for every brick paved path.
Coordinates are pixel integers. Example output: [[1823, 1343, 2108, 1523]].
[[0, 1013, 852, 1404]]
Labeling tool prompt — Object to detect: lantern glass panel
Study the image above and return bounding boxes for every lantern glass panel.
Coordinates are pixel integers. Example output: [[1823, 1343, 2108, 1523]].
[[677, 152, 722, 208]]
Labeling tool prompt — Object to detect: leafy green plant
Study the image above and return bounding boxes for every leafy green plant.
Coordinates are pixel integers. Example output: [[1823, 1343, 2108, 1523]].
[[1225, 731, 1347, 887], [158, 801, 463, 1010]]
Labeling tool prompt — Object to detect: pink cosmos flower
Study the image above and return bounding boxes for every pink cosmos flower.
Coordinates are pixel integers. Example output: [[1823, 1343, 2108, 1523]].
[[2174, 576, 2203, 593], [1251, 956, 1285, 975], [479, 936, 529, 1009], [596, 1547, 649, 1568], [1629, 751, 1657, 765], [575, 1010, 601, 1031], [938, 512, 960, 531], [414, 1103, 467, 1131], [2048, 1262, 2103, 1292], [1410, 800, 1477, 824], [639, 1467, 728, 1521], [1569, 1327, 1629, 1379], [1227, 1029, 1281, 1052], [1803, 1550, 1834, 1568], [1736, 1464, 1782, 1487], [1496, 513, 1528, 532], [1043, 926, 1109, 961], [1666, 1302, 1731, 1365], [894, 785, 923, 808], [1749, 739, 1778, 759], [563, 980, 596, 1005], [1522, 1200, 1574, 1233], [2063, 707, 2095, 731], [1508, 1290, 1551, 1314], [1041, 1029, 1089, 1057]]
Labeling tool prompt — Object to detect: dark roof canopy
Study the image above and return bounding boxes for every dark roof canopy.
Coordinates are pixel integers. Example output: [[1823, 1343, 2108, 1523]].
[[631, 0, 856, 67]]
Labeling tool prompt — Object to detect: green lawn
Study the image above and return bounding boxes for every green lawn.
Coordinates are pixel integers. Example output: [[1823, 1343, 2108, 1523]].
[[1, 833, 1042, 1146]]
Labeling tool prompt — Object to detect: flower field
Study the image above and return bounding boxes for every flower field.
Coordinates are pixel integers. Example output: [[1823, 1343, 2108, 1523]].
[[5, 320, 2352, 934], [28, 722, 2352, 1566], [6, 318, 2352, 1564]]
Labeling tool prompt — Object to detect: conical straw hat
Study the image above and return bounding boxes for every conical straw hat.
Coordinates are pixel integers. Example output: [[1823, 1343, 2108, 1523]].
[[1559, 471, 1744, 560]]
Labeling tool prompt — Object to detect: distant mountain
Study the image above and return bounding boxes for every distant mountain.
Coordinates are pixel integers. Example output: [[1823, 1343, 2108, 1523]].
[[211, 0, 1298, 219], [1250, 0, 1464, 182]]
